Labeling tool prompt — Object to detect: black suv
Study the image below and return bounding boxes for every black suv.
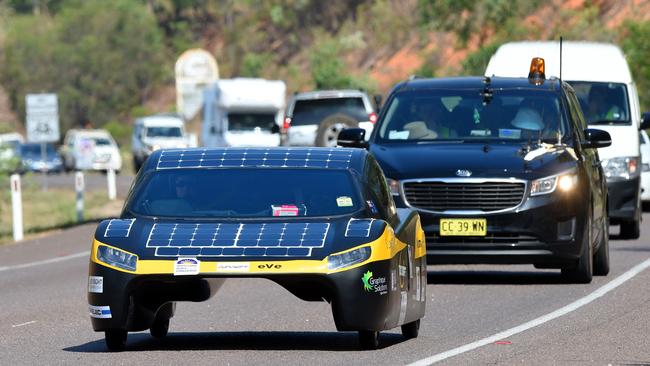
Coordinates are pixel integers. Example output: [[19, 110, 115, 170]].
[[339, 60, 612, 283]]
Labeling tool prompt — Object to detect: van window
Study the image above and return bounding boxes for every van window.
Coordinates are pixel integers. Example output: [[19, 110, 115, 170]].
[[567, 82, 630, 125], [146, 127, 183, 138], [227, 112, 276, 131]]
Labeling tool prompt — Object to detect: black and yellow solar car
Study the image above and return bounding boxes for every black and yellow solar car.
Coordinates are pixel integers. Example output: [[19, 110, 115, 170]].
[[88, 147, 426, 351]]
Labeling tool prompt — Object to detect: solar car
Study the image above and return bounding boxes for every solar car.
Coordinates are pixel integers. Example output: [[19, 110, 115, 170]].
[[87, 147, 426, 351]]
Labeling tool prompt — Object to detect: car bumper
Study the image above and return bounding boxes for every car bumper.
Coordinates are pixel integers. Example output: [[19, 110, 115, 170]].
[[395, 191, 588, 266], [607, 176, 641, 222]]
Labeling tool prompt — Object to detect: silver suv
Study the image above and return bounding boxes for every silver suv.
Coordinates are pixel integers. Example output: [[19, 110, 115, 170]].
[[283, 90, 377, 147]]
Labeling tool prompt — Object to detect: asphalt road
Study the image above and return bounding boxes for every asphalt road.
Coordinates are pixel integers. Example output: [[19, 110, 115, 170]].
[[1, 217, 650, 365]]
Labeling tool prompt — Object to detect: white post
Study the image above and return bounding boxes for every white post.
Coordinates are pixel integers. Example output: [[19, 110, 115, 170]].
[[75, 171, 84, 222], [10, 174, 23, 242], [107, 168, 116, 200]]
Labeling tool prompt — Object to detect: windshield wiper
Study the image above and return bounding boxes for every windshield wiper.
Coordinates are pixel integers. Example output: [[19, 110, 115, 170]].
[[416, 139, 464, 144], [589, 119, 627, 125]]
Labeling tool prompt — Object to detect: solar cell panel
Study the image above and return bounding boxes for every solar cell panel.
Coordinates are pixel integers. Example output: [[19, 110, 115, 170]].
[[104, 219, 136, 238], [344, 219, 375, 238]]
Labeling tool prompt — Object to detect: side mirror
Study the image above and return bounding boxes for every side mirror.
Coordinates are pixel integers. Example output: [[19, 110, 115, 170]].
[[337, 128, 368, 149], [271, 124, 280, 134], [582, 128, 611, 149], [373, 94, 383, 110], [640, 112, 650, 130]]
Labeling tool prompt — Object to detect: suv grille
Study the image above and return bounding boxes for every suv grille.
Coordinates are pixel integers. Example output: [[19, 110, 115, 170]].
[[403, 181, 525, 212]]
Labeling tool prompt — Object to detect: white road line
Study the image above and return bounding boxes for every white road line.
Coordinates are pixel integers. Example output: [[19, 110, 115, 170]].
[[11, 321, 36, 328], [0, 251, 90, 273], [408, 257, 650, 366]]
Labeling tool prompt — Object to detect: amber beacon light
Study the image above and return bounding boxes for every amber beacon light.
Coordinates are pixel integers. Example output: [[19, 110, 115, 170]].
[[528, 57, 546, 80]]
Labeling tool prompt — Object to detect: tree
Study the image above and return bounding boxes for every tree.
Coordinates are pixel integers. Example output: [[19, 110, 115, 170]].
[[621, 20, 650, 111]]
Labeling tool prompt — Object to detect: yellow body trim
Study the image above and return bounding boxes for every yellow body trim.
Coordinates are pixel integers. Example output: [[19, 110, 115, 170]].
[[91, 226, 411, 275]]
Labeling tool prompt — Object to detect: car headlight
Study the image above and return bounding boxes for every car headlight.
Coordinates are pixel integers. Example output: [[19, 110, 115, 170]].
[[328, 246, 371, 270], [97, 245, 138, 271], [530, 172, 577, 196], [386, 178, 400, 196], [601, 157, 639, 181]]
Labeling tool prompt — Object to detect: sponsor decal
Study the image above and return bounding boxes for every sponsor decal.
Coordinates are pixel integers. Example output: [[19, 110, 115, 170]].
[[216, 262, 250, 273], [366, 200, 378, 214], [257, 263, 282, 269], [336, 196, 353, 207], [391, 269, 397, 291], [272, 204, 299, 217], [89, 305, 112, 319], [362, 270, 388, 295], [88, 276, 103, 293], [174, 257, 200, 276]]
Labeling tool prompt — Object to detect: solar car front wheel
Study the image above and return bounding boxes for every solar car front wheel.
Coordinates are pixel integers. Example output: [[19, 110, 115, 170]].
[[358, 330, 379, 350], [150, 317, 170, 339], [401, 319, 420, 340], [105, 329, 127, 352]]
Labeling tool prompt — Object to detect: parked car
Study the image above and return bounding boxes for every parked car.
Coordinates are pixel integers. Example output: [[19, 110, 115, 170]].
[[17, 142, 63, 173], [132, 114, 191, 172], [640, 130, 650, 205], [340, 57, 611, 283], [0, 132, 23, 172], [60, 129, 122, 172], [486, 41, 645, 239], [88, 147, 425, 351], [284, 90, 378, 147]]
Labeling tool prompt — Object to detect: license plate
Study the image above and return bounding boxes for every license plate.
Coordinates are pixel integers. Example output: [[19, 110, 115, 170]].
[[440, 218, 487, 236]]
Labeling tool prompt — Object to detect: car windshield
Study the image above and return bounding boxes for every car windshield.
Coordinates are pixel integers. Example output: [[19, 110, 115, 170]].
[[227, 112, 277, 131], [127, 168, 361, 218], [567, 81, 630, 125], [377, 88, 569, 143], [291, 97, 366, 126], [93, 137, 112, 146], [20, 143, 56, 154], [146, 126, 183, 138]]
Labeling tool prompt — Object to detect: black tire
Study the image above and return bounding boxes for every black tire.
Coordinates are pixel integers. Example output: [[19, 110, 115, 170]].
[[358, 330, 379, 350], [315, 114, 358, 147], [105, 329, 127, 351], [561, 217, 593, 284], [619, 219, 640, 240], [593, 216, 610, 276], [133, 156, 142, 173], [401, 319, 420, 340], [150, 317, 169, 339]]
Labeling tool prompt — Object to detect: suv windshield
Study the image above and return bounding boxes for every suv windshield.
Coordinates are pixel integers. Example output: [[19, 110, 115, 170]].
[[291, 98, 367, 126], [567, 81, 630, 125], [377, 89, 568, 143], [227, 112, 276, 131], [127, 168, 360, 218], [146, 126, 183, 138]]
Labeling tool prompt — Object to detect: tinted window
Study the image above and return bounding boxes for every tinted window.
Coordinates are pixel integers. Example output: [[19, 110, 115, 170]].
[[291, 98, 367, 126], [567, 81, 630, 124], [146, 127, 182, 137], [378, 89, 568, 142], [227, 112, 276, 131], [92, 137, 112, 146], [127, 168, 361, 218]]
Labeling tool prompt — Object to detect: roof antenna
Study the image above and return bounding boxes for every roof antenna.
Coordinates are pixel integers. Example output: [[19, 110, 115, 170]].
[[559, 36, 563, 82]]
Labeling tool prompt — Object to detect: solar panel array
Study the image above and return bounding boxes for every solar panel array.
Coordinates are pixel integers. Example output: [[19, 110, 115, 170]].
[[146, 222, 330, 257], [104, 219, 136, 238], [156, 148, 354, 170], [345, 219, 375, 238]]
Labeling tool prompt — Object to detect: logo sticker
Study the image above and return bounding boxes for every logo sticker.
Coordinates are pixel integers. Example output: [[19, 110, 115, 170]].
[[174, 258, 200, 276], [366, 200, 378, 214], [89, 305, 112, 319], [362, 270, 388, 295], [216, 262, 250, 273], [88, 276, 103, 293], [456, 169, 472, 177], [336, 196, 353, 207]]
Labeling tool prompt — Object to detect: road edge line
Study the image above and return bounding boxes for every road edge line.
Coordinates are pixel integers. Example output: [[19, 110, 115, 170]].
[[0, 251, 90, 272]]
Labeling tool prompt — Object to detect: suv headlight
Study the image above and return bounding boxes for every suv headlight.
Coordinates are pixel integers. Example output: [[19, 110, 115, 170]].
[[97, 245, 138, 271], [530, 172, 577, 196], [601, 157, 639, 181], [386, 178, 400, 196], [328, 246, 371, 270]]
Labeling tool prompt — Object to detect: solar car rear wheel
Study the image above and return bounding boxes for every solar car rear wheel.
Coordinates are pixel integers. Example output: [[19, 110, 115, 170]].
[[358, 330, 379, 350], [105, 329, 127, 351], [401, 319, 420, 340], [315, 114, 358, 147], [150, 318, 170, 339]]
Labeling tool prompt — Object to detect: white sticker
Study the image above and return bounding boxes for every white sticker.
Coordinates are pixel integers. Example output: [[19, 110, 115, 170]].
[[336, 196, 353, 207], [391, 269, 397, 291], [388, 130, 410, 140], [398, 291, 408, 325], [88, 276, 103, 293], [89, 305, 112, 319], [415, 266, 421, 301], [174, 258, 200, 276], [216, 262, 250, 273]]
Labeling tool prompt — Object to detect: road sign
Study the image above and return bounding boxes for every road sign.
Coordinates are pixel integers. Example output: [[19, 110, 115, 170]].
[[175, 49, 219, 121], [26, 93, 60, 143]]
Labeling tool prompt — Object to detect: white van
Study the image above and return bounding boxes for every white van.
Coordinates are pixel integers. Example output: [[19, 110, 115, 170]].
[[132, 114, 192, 172], [486, 41, 645, 238], [201, 78, 285, 147]]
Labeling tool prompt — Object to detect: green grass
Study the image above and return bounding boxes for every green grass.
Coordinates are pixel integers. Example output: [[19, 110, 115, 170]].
[[0, 175, 124, 243]]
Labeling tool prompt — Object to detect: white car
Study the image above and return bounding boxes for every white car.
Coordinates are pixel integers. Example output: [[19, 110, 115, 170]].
[[60, 129, 122, 172], [640, 130, 650, 203], [132, 114, 192, 172]]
